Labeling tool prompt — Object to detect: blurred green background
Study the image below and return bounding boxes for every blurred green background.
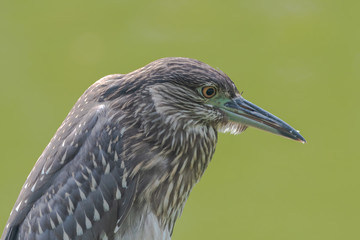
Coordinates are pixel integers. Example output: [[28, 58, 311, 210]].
[[1, 0, 359, 239]]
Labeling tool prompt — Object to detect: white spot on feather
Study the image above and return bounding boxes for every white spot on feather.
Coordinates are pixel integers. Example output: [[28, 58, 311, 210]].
[[67, 197, 75, 214], [120, 127, 125, 136], [76, 221, 84, 236], [31, 181, 37, 192], [104, 163, 110, 174], [94, 207, 100, 221], [90, 174, 97, 191], [102, 193, 109, 212], [46, 163, 53, 174], [50, 218, 55, 229], [60, 150, 68, 164], [100, 232, 108, 240], [74, 178, 82, 187], [114, 225, 120, 234], [114, 151, 118, 161], [38, 221, 43, 234], [115, 187, 121, 199], [107, 141, 112, 153], [79, 189, 86, 200], [85, 215, 92, 229], [47, 203, 53, 212], [101, 152, 106, 166], [63, 227, 70, 240], [56, 211, 63, 224], [122, 169, 128, 188]]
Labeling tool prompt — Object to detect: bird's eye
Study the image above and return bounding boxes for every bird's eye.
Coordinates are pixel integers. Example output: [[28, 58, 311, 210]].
[[202, 86, 217, 98]]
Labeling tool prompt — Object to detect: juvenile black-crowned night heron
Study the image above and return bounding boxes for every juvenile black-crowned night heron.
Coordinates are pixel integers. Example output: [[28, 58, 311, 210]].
[[2, 57, 305, 240]]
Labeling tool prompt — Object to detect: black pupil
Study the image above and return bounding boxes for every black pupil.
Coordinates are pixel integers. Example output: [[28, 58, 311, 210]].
[[206, 88, 215, 96]]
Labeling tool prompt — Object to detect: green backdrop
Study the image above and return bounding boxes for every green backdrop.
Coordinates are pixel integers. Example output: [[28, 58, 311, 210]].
[[1, 1, 359, 239]]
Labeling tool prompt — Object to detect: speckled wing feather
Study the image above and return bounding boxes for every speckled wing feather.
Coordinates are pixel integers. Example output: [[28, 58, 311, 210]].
[[2, 82, 139, 240]]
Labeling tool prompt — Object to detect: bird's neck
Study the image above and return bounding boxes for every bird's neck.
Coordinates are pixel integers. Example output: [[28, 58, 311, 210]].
[[123, 109, 218, 232]]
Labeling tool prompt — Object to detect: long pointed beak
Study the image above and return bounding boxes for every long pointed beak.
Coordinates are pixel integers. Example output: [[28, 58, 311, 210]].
[[222, 97, 306, 143]]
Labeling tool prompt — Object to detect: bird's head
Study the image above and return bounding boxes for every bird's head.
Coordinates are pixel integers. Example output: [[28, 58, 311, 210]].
[[103, 57, 305, 143]]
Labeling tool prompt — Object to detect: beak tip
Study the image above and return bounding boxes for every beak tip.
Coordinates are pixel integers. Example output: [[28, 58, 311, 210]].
[[295, 134, 306, 144], [286, 128, 306, 144], [299, 139, 307, 144], [284, 129, 306, 143]]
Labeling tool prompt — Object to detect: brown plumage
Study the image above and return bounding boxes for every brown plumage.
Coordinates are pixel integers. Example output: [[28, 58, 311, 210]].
[[2, 57, 305, 240]]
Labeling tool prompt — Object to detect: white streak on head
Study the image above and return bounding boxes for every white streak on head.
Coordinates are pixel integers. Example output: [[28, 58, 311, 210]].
[[163, 182, 174, 211]]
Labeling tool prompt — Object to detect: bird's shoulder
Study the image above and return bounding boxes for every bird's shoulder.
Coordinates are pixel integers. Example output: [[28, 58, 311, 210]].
[[2, 95, 139, 240]]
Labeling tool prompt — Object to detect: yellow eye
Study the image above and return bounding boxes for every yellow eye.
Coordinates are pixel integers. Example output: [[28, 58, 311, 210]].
[[202, 86, 217, 98]]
